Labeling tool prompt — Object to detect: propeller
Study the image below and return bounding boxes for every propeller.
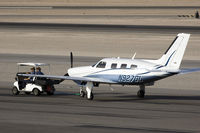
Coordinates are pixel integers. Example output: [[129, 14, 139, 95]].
[[70, 52, 73, 68], [59, 52, 73, 83]]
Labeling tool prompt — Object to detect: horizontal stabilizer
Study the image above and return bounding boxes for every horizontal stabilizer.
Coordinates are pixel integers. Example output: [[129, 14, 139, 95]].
[[148, 68, 200, 74], [179, 68, 200, 74]]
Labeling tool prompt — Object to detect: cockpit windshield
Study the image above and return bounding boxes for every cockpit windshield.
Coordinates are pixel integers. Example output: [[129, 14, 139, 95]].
[[96, 61, 106, 68], [92, 63, 97, 67]]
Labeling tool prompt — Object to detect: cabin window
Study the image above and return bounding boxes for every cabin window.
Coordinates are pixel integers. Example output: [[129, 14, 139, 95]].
[[130, 65, 137, 69], [120, 64, 127, 69], [111, 63, 117, 69], [96, 61, 106, 68]]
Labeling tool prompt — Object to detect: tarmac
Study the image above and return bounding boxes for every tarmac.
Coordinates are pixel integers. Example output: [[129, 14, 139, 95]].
[[0, 54, 200, 133], [0, 1, 200, 132], [1, 85, 200, 133]]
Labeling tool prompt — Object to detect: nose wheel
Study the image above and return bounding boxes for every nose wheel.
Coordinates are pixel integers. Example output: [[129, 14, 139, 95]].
[[79, 83, 94, 100], [80, 87, 86, 97], [79, 82, 94, 100], [79, 90, 93, 100]]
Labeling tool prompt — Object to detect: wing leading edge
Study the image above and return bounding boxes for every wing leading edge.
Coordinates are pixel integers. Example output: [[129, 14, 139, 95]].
[[17, 74, 117, 84]]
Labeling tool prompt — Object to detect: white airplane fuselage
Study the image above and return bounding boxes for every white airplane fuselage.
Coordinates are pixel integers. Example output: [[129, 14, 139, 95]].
[[68, 33, 191, 89], [68, 58, 175, 85]]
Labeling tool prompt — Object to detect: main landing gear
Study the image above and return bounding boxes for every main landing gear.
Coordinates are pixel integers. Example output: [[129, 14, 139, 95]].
[[79, 82, 94, 100], [79, 82, 146, 100], [137, 85, 145, 98]]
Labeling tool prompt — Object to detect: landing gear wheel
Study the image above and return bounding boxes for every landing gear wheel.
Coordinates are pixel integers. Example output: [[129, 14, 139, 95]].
[[33, 88, 40, 96], [137, 90, 145, 98], [80, 91, 86, 97], [87, 92, 94, 100], [12, 87, 19, 95]]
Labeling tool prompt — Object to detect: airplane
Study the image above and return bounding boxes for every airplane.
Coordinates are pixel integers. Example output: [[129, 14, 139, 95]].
[[18, 33, 200, 100]]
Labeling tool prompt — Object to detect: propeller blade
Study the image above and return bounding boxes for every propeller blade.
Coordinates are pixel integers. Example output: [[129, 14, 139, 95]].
[[70, 52, 73, 68]]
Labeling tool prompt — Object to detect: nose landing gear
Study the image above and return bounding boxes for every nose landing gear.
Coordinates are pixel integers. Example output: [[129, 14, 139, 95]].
[[86, 82, 94, 100], [80, 87, 86, 97], [79, 82, 94, 100]]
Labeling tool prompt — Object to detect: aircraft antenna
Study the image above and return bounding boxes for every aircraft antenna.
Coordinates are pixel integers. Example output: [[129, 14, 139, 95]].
[[132, 52, 137, 59]]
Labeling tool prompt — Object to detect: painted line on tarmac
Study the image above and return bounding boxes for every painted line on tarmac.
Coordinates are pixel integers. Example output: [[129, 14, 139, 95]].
[[0, 6, 200, 9]]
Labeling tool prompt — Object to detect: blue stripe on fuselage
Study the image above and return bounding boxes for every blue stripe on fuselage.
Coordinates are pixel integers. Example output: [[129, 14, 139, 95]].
[[85, 72, 173, 85]]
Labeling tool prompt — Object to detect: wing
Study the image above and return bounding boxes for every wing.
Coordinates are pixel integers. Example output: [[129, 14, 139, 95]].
[[17, 74, 116, 84]]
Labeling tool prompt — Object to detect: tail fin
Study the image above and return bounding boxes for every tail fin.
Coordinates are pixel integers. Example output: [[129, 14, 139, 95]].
[[157, 33, 190, 69]]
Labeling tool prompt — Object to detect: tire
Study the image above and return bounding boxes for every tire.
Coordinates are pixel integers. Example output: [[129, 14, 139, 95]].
[[87, 92, 94, 100], [33, 88, 40, 96], [137, 90, 145, 98], [25, 92, 31, 95], [47, 91, 54, 95], [80, 91, 85, 97], [12, 87, 19, 95], [46, 86, 55, 95]]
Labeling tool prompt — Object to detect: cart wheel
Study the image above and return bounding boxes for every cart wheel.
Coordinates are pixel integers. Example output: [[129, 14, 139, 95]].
[[33, 88, 40, 96], [47, 91, 54, 95], [12, 87, 19, 95], [46, 86, 55, 95], [25, 92, 31, 95]]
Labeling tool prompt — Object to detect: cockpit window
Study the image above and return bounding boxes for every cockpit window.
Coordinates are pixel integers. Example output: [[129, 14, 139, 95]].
[[92, 63, 96, 67], [130, 65, 137, 69], [111, 63, 117, 69], [96, 61, 106, 68], [121, 64, 127, 69]]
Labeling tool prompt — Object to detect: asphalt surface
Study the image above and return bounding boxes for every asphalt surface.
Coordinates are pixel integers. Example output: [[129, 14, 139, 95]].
[[1, 85, 200, 133], [1, 54, 200, 133], [0, 17, 200, 132], [0, 3, 200, 133]]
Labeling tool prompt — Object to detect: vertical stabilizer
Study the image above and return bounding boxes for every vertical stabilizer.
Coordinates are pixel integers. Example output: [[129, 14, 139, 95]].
[[158, 33, 190, 69]]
